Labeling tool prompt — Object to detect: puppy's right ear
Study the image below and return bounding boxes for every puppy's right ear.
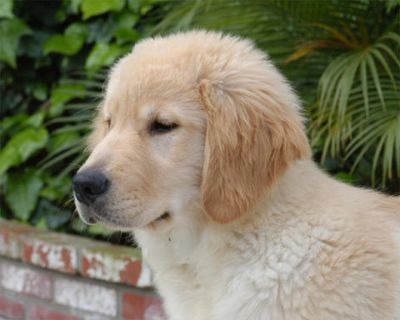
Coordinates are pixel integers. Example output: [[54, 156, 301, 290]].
[[199, 77, 310, 224]]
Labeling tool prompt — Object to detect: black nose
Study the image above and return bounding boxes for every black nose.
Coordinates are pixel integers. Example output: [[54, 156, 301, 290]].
[[73, 170, 110, 206]]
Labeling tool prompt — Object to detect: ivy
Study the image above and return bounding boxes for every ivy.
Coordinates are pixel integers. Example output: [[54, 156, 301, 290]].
[[81, 0, 125, 19], [0, 128, 48, 175], [44, 23, 89, 56], [0, 0, 14, 18], [0, 0, 163, 239], [5, 169, 43, 221], [85, 43, 126, 71], [0, 17, 31, 67]]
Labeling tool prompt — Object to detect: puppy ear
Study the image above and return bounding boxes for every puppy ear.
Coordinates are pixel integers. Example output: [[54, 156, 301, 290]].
[[199, 78, 310, 223]]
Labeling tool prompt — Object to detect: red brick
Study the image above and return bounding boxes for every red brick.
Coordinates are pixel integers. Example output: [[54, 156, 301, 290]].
[[0, 262, 52, 299], [123, 292, 166, 320], [0, 295, 24, 319], [0, 221, 152, 287], [119, 260, 141, 285], [27, 304, 80, 320], [21, 233, 78, 274], [80, 245, 142, 286], [0, 220, 37, 259]]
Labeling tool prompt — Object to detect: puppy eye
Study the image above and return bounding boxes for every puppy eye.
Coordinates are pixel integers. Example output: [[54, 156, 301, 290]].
[[105, 118, 111, 129], [149, 120, 178, 134]]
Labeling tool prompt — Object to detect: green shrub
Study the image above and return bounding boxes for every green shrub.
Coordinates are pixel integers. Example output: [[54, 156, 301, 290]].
[[0, 0, 164, 238]]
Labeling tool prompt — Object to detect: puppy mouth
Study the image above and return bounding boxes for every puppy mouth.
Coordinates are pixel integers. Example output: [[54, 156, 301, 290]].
[[148, 211, 171, 228], [75, 194, 172, 229], [154, 212, 170, 222]]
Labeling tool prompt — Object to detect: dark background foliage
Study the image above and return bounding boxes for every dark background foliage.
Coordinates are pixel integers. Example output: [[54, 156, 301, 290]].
[[0, 0, 399, 242], [0, 0, 166, 240]]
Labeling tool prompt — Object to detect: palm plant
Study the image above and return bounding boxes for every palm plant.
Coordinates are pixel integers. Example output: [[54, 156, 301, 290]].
[[154, 0, 400, 192], [39, 71, 106, 178]]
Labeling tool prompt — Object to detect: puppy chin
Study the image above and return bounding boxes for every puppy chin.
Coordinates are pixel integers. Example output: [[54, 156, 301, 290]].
[[125, 210, 171, 230], [75, 195, 170, 231]]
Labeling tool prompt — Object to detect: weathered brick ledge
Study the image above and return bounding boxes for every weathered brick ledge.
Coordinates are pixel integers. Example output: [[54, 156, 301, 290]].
[[0, 219, 165, 320]]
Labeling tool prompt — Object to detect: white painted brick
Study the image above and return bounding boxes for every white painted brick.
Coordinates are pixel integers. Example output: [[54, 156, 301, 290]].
[[81, 249, 130, 282], [0, 235, 19, 258], [29, 240, 77, 271], [1, 263, 28, 292], [54, 278, 117, 316], [83, 314, 111, 320], [0, 263, 51, 299], [137, 261, 153, 287]]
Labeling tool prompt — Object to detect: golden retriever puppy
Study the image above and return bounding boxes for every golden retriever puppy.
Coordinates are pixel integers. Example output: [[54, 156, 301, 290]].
[[73, 31, 400, 320]]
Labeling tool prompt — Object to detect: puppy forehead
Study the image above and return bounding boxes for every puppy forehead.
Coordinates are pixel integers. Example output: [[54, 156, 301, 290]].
[[103, 56, 201, 122], [102, 90, 197, 128], [107, 53, 188, 91]]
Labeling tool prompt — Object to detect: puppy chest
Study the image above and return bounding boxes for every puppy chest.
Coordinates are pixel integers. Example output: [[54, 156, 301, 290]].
[[209, 225, 329, 317]]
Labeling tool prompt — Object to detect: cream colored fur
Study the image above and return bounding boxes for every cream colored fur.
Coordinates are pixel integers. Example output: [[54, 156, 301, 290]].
[[76, 31, 400, 320]]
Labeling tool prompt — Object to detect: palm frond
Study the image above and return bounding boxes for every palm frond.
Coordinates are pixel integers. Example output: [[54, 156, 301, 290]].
[[155, 0, 400, 189], [40, 72, 106, 176]]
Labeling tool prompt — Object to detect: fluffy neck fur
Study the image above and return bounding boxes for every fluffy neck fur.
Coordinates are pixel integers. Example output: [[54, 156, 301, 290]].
[[134, 159, 400, 320], [134, 159, 331, 271]]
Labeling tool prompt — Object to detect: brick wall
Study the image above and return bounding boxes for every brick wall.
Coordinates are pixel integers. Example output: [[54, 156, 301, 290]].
[[0, 220, 166, 320]]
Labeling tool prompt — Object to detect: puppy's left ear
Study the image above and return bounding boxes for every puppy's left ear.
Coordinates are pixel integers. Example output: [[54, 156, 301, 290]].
[[199, 74, 311, 223]]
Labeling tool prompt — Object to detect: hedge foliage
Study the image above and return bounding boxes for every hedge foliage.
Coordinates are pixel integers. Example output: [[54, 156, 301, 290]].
[[0, 0, 165, 238]]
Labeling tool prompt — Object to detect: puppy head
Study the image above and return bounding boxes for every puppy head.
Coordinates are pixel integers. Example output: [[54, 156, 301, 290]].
[[74, 31, 310, 229]]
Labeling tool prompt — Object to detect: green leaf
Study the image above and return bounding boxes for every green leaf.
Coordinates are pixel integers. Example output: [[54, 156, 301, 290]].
[[335, 171, 358, 184], [47, 131, 81, 154], [65, 22, 89, 38], [22, 112, 45, 128], [69, 0, 82, 14], [385, 0, 400, 11], [0, 113, 28, 136], [5, 169, 43, 221], [46, 208, 71, 229], [43, 34, 84, 55], [0, 17, 31, 67], [87, 16, 114, 43], [0, 147, 20, 178], [115, 28, 139, 43], [40, 143, 84, 171], [359, 60, 369, 115], [11, 128, 48, 163], [49, 83, 87, 117], [85, 43, 124, 71], [366, 54, 385, 108], [44, 23, 88, 56], [87, 224, 114, 236], [81, 0, 125, 19], [35, 217, 48, 230], [0, 0, 13, 18], [71, 217, 87, 233], [40, 176, 72, 201], [113, 11, 139, 43], [35, 199, 71, 229], [127, 0, 140, 13], [32, 83, 48, 101], [0, 128, 49, 175], [114, 11, 138, 29]]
